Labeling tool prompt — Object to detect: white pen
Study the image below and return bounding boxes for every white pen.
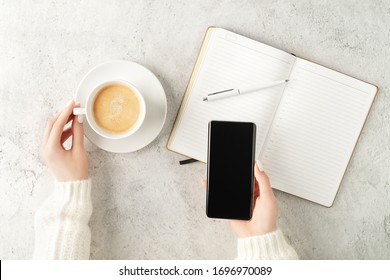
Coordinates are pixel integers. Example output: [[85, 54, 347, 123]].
[[203, 79, 289, 102]]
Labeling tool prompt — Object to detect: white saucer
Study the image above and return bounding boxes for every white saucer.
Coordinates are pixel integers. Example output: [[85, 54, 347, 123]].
[[74, 60, 167, 153]]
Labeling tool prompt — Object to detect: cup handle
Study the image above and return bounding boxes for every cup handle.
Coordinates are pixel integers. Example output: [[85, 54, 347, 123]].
[[73, 107, 86, 115], [73, 107, 86, 123]]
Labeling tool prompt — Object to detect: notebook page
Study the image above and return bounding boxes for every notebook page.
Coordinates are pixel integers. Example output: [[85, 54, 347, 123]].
[[260, 58, 377, 206], [169, 28, 295, 162]]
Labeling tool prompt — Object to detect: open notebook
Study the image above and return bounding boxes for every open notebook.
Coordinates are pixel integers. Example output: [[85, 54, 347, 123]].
[[167, 27, 377, 207]]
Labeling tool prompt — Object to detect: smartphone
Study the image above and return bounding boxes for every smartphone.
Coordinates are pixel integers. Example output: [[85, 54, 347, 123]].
[[206, 121, 256, 220]]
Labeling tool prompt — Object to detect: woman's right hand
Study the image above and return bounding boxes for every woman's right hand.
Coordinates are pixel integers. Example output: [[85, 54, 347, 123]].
[[202, 161, 278, 238]]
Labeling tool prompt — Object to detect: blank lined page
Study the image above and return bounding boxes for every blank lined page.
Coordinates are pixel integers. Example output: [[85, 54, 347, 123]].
[[260, 58, 377, 206], [169, 28, 295, 162]]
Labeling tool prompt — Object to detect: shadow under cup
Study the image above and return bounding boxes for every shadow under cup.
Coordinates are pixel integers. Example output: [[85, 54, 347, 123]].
[[74, 80, 146, 140]]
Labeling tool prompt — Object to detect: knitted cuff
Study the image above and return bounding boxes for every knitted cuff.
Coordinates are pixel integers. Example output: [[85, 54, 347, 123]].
[[53, 179, 93, 222], [237, 229, 298, 260]]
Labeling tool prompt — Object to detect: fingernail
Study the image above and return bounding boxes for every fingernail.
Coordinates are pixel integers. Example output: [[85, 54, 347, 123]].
[[67, 99, 74, 106], [77, 115, 83, 123], [256, 160, 264, 171], [75, 101, 80, 106]]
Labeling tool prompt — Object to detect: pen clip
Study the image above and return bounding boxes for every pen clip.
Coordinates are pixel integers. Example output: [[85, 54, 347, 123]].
[[203, 88, 235, 101], [208, 88, 235, 96]]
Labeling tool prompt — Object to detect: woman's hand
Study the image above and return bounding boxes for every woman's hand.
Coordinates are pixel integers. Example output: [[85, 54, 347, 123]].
[[40, 100, 89, 181], [202, 161, 278, 237]]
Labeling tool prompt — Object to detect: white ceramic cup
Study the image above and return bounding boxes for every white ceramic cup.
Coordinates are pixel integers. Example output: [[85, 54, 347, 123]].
[[73, 80, 146, 140]]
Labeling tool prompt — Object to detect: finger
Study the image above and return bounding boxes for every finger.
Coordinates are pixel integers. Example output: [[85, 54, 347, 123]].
[[253, 196, 261, 209], [58, 114, 75, 151], [42, 111, 61, 146], [60, 127, 73, 145], [48, 100, 75, 144], [65, 113, 75, 125], [71, 115, 84, 150], [253, 178, 260, 198], [254, 161, 273, 196], [43, 111, 73, 145], [201, 179, 207, 191]]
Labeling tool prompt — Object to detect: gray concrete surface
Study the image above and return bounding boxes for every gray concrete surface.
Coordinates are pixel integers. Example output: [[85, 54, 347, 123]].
[[0, 0, 389, 259]]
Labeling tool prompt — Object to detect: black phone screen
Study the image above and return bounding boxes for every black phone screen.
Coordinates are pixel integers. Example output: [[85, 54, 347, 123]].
[[206, 121, 256, 220]]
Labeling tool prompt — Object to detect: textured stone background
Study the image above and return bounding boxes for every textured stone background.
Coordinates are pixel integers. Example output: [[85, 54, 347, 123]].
[[0, 0, 389, 259]]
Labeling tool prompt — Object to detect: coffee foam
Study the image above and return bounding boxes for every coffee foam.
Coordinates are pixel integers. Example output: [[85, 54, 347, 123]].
[[93, 84, 140, 133]]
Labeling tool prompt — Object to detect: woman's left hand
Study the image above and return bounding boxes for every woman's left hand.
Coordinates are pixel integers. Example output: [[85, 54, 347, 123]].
[[40, 100, 89, 181]]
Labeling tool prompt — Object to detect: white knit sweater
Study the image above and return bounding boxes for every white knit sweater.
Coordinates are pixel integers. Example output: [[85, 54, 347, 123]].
[[33, 179, 298, 260], [33, 180, 93, 259]]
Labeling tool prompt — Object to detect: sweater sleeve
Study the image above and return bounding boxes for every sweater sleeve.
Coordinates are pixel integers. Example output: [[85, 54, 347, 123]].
[[33, 179, 93, 260], [236, 229, 299, 260]]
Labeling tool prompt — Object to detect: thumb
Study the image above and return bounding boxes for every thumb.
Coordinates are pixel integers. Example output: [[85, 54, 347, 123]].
[[201, 179, 207, 191], [254, 160, 272, 196], [72, 115, 85, 149]]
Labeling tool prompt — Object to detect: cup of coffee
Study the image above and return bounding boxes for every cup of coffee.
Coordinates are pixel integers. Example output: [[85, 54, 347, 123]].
[[73, 80, 146, 139]]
